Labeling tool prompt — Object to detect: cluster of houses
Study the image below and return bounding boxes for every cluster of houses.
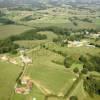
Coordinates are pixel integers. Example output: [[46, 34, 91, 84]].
[[0, 55, 18, 65], [15, 76, 33, 95], [85, 31, 100, 38], [19, 49, 32, 65], [67, 40, 95, 48]]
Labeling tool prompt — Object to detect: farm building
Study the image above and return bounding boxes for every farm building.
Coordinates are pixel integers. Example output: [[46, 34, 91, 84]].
[[21, 76, 31, 85], [20, 55, 32, 64], [15, 87, 30, 95], [90, 33, 100, 38], [9, 58, 18, 65], [0, 55, 9, 61], [15, 76, 33, 95], [68, 40, 89, 47]]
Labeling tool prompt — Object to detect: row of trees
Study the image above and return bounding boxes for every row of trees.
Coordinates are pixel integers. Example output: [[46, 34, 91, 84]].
[[9, 29, 47, 41], [69, 17, 93, 23]]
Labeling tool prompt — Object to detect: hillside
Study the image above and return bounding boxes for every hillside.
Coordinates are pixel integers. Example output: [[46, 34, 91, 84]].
[[0, 0, 100, 8]]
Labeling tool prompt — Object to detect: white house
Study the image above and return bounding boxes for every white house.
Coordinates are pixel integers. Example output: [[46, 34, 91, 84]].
[[20, 55, 32, 64]]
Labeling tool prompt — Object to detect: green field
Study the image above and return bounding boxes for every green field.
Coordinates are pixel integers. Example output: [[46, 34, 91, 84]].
[[0, 25, 31, 39], [0, 61, 22, 100]]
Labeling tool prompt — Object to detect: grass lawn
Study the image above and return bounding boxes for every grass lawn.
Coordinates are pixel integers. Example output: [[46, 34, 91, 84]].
[[0, 61, 22, 100]]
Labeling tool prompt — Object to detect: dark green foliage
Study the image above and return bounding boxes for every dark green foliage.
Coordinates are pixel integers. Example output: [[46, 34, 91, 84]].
[[73, 67, 79, 73], [73, 22, 78, 26], [81, 68, 88, 74], [79, 55, 87, 63], [37, 26, 71, 36], [83, 62, 95, 71], [89, 55, 100, 72], [84, 76, 100, 96], [68, 34, 85, 41], [52, 60, 63, 66], [9, 7, 33, 11], [80, 54, 100, 73], [0, 39, 19, 54], [21, 15, 34, 21], [82, 18, 93, 23], [0, 17, 15, 24], [9, 29, 47, 41], [0, 11, 5, 17], [70, 96, 78, 100], [64, 56, 73, 68]]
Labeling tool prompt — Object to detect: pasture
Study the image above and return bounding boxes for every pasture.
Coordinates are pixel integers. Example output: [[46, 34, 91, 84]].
[[0, 61, 22, 100], [0, 25, 31, 39]]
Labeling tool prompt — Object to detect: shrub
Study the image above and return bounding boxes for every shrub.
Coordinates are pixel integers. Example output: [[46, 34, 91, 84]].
[[81, 68, 88, 74], [70, 96, 78, 100], [64, 56, 73, 68], [73, 67, 79, 73]]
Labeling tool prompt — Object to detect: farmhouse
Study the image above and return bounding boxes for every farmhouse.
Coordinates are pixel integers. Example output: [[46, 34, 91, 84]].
[[21, 76, 31, 85], [15, 76, 33, 95], [15, 87, 30, 95], [20, 55, 32, 64], [90, 33, 100, 38], [9, 58, 18, 65], [68, 40, 89, 47], [0, 55, 9, 61]]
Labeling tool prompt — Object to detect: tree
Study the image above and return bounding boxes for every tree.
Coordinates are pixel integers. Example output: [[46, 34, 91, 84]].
[[70, 96, 78, 100], [0, 39, 19, 54], [79, 55, 87, 63], [64, 56, 73, 68], [73, 67, 79, 73], [81, 68, 88, 74]]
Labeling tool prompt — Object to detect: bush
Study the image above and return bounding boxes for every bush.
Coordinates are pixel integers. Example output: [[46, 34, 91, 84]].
[[73, 67, 79, 73], [9, 29, 47, 41], [84, 76, 100, 96], [79, 55, 87, 63], [64, 56, 73, 68], [0, 39, 19, 54], [70, 96, 78, 100], [81, 68, 88, 74]]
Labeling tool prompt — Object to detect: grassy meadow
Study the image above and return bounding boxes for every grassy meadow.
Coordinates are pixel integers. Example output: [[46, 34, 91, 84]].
[[0, 61, 22, 100]]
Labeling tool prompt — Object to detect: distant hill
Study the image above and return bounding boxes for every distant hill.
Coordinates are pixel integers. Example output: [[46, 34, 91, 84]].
[[0, 0, 100, 8]]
